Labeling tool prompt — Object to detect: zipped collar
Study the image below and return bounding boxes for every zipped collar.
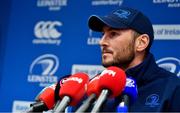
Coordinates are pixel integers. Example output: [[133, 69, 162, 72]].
[[125, 53, 160, 87]]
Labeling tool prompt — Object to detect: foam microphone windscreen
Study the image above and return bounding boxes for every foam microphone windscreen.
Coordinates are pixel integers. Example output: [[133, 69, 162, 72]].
[[55, 75, 71, 102], [99, 66, 126, 98], [59, 72, 89, 106], [38, 83, 56, 109], [123, 77, 138, 104], [87, 74, 101, 97]]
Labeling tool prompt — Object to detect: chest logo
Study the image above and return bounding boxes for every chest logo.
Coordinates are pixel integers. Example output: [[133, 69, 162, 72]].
[[145, 94, 160, 107]]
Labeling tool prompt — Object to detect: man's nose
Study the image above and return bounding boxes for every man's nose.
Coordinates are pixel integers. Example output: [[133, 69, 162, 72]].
[[99, 35, 108, 47]]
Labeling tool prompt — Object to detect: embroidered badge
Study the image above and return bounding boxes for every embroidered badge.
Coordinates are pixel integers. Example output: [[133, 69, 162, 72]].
[[145, 94, 160, 107], [113, 9, 131, 19]]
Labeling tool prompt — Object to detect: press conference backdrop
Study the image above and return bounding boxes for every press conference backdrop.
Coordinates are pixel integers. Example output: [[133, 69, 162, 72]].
[[0, 0, 179, 112]]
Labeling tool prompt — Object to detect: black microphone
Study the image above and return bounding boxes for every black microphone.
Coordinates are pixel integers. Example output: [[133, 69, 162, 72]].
[[27, 83, 56, 112]]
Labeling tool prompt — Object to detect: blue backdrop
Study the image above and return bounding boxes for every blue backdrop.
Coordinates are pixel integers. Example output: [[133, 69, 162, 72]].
[[0, 0, 179, 112]]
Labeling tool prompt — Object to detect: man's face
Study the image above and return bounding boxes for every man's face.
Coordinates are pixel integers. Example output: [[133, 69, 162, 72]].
[[99, 26, 136, 69]]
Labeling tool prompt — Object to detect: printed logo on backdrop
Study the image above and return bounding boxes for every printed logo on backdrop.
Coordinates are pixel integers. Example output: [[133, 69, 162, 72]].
[[28, 54, 59, 87], [92, 0, 123, 6], [153, 24, 180, 40], [33, 21, 62, 45], [71, 64, 105, 79], [12, 100, 34, 113], [37, 0, 68, 11], [87, 29, 101, 45], [153, 0, 180, 8], [156, 57, 180, 77]]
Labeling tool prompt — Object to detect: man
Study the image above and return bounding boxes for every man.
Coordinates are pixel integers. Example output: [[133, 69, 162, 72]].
[[87, 7, 180, 112]]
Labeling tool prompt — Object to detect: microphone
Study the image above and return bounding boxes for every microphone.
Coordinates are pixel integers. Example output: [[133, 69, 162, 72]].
[[91, 66, 126, 113], [116, 77, 138, 113], [53, 72, 89, 113], [75, 74, 101, 112], [27, 75, 70, 112], [27, 83, 56, 112], [54, 74, 71, 104]]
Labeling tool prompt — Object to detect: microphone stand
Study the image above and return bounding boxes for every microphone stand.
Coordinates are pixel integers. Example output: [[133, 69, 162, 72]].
[[75, 93, 96, 113], [53, 96, 71, 113], [91, 89, 109, 113]]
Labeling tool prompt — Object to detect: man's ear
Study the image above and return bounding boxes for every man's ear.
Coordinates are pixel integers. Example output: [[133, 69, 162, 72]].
[[135, 34, 150, 52]]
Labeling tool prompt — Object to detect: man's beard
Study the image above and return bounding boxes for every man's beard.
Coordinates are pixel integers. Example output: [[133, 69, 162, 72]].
[[102, 43, 135, 69]]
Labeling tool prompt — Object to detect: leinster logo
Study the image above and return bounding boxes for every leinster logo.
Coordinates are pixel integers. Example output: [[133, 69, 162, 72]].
[[37, 0, 68, 11], [113, 9, 131, 19], [28, 54, 59, 87], [145, 94, 160, 107], [156, 57, 180, 77]]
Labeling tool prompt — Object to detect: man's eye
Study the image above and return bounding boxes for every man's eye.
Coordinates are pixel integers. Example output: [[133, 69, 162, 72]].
[[110, 32, 119, 37]]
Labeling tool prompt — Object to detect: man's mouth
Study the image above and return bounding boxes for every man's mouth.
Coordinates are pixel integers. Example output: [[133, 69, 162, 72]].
[[102, 49, 113, 55]]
